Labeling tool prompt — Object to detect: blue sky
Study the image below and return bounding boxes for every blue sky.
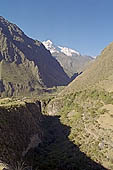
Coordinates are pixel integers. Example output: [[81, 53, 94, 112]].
[[0, 0, 113, 56]]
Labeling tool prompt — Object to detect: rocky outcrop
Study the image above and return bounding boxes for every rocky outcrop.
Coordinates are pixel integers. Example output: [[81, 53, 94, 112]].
[[45, 97, 65, 115]]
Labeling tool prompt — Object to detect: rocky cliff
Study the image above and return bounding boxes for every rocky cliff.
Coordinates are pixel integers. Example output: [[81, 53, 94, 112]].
[[0, 98, 43, 164]]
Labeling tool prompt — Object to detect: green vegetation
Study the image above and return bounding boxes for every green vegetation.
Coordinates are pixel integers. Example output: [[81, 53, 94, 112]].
[[59, 89, 113, 169], [1, 89, 111, 170], [36, 88, 113, 170]]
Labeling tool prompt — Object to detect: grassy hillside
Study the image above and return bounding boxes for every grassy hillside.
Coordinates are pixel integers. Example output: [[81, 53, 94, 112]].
[[61, 42, 113, 95], [45, 88, 113, 169]]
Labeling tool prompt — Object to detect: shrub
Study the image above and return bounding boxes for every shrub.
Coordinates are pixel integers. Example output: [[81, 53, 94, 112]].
[[6, 161, 32, 170]]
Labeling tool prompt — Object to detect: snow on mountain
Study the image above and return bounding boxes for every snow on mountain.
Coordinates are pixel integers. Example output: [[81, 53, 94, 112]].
[[43, 40, 80, 57], [42, 40, 93, 78], [58, 46, 80, 56], [43, 40, 60, 54]]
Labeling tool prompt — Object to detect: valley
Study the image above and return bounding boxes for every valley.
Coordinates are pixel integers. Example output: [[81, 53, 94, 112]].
[[0, 16, 113, 170], [0, 94, 109, 170], [43, 40, 93, 79]]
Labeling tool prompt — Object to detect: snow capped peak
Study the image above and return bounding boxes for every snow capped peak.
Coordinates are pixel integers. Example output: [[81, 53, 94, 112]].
[[58, 46, 80, 56], [45, 40, 53, 45], [42, 40, 80, 56], [43, 40, 59, 54]]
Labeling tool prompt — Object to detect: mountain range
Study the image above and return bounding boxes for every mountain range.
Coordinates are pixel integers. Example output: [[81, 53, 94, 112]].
[[43, 40, 93, 78]]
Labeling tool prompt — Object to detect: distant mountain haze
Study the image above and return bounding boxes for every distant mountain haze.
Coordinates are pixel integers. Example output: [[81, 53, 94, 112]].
[[0, 16, 70, 97], [43, 40, 93, 78]]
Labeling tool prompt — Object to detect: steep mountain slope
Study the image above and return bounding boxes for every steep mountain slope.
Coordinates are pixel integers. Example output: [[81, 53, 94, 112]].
[[61, 41, 113, 94], [0, 16, 70, 97], [43, 40, 93, 78], [44, 42, 113, 169]]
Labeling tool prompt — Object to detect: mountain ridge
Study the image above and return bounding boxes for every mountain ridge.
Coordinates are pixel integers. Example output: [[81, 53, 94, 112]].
[[43, 40, 80, 56], [43, 40, 93, 78], [60, 41, 113, 94], [0, 16, 70, 97]]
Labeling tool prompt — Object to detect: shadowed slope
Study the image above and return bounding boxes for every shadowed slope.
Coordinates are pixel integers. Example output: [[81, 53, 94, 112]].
[[26, 115, 107, 170], [0, 16, 70, 97]]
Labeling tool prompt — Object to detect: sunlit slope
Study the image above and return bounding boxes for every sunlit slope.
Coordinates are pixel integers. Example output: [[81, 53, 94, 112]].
[[61, 42, 113, 94]]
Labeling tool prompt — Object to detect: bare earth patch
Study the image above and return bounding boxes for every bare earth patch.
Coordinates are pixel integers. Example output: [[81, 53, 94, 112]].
[[0, 163, 7, 170], [98, 104, 113, 130]]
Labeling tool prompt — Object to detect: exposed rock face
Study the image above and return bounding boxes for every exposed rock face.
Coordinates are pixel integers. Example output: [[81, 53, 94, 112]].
[[52, 52, 93, 78], [0, 16, 70, 97], [45, 97, 64, 115], [0, 100, 43, 164]]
